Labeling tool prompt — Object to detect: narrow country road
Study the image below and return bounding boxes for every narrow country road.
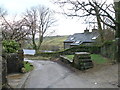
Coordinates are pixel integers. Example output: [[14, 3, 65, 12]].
[[24, 59, 118, 88]]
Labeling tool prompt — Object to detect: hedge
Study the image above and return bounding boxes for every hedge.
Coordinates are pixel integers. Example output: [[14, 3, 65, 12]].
[[37, 40, 117, 62], [37, 45, 101, 57]]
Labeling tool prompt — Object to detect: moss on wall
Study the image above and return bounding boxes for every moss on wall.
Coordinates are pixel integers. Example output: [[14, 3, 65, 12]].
[[37, 45, 101, 57]]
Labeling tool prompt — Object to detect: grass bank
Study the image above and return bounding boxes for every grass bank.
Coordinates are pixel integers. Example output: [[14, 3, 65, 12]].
[[65, 54, 109, 64], [65, 55, 74, 60], [90, 54, 109, 64]]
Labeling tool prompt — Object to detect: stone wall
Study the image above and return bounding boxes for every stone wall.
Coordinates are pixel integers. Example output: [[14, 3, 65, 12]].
[[64, 42, 73, 49], [0, 56, 2, 90], [101, 41, 117, 61], [38, 45, 101, 57], [2, 50, 24, 74], [60, 55, 73, 65], [60, 52, 93, 70], [2, 57, 13, 90], [61, 45, 101, 55], [0, 29, 2, 89], [2, 57, 8, 88], [1, 50, 24, 89]]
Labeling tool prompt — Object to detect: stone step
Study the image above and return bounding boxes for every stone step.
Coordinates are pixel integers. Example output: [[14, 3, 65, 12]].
[[80, 62, 93, 66], [75, 52, 90, 55], [80, 62, 93, 70], [78, 56, 91, 59], [79, 59, 92, 62]]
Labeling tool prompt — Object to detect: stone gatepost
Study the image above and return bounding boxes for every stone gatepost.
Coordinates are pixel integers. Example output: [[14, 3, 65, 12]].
[[2, 57, 8, 88], [2, 57, 12, 90], [18, 49, 24, 67], [18, 49, 24, 61], [73, 52, 93, 70]]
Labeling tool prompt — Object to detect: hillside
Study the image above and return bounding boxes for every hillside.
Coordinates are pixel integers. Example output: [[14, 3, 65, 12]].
[[40, 35, 68, 51]]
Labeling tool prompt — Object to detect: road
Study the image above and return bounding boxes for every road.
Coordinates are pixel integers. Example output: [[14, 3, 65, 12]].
[[24, 59, 118, 88]]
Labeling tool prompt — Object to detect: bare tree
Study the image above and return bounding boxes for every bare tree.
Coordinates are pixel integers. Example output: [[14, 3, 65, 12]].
[[0, 7, 30, 43], [1, 18, 30, 42], [24, 5, 56, 54], [54, 0, 117, 43]]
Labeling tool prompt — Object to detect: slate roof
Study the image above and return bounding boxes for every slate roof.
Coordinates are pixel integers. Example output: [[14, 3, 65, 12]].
[[64, 29, 99, 45]]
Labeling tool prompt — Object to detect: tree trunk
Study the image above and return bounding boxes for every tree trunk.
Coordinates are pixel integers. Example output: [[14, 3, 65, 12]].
[[32, 34, 37, 50], [114, 1, 120, 63], [95, 7, 104, 43], [97, 16, 104, 43], [35, 49, 40, 55]]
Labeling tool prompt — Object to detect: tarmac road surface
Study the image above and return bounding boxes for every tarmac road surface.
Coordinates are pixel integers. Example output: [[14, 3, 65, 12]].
[[24, 59, 118, 88]]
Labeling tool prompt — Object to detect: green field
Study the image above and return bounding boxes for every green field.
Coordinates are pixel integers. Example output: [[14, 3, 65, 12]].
[[41, 35, 68, 51], [26, 35, 68, 51]]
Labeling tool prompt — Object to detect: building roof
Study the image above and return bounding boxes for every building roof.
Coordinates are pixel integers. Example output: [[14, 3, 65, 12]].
[[64, 29, 99, 45]]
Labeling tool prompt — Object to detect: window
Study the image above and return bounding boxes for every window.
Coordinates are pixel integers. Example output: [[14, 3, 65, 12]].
[[75, 41, 80, 44], [70, 37, 74, 40], [92, 36, 97, 40]]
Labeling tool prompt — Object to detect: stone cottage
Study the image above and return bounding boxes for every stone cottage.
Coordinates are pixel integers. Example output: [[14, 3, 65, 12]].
[[64, 29, 99, 49]]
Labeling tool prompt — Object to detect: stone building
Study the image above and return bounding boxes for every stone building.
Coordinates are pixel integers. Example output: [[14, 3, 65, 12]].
[[64, 29, 99, 49]]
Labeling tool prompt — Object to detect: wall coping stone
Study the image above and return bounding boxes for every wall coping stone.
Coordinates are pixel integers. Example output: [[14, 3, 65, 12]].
[[60, 55, 73, 62], [75, 52, 90, 55]]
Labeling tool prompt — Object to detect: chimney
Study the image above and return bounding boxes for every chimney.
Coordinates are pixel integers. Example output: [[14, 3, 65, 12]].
[[92, 29, 97, 32], [84, 29, 89, 33]]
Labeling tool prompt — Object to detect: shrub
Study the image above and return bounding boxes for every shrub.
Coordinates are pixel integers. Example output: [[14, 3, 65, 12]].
[[2, 40, 20, 53]]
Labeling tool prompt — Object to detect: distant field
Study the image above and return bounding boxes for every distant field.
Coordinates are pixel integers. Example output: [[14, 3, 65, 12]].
[[25, 35, 68, 51], [41, 35, 68, 51]]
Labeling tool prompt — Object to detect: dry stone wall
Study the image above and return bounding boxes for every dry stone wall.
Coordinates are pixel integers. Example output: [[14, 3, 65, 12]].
[[2, 50, 24, 74], [2, 50, 24, 89], [0, 56, 2, 90], [0, 29, 2, 89]]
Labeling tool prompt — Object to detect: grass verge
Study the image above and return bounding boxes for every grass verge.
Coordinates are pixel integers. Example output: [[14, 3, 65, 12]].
[[65, 54, 109, 64], [24, 61, 34, 72], [25, 55, 50, 60], [90, 54, 109, 64], [65, 55, 74, 60]]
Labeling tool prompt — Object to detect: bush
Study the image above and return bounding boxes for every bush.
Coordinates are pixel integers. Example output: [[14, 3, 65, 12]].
[[2, 40, 20, 53]]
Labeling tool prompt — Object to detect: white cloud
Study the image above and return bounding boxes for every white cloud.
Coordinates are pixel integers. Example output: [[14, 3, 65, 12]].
[[0, 0, 52, 14]]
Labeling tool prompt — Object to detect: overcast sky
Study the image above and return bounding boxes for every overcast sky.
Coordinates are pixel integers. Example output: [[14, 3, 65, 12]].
[[0, 0, 114, 36]]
